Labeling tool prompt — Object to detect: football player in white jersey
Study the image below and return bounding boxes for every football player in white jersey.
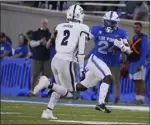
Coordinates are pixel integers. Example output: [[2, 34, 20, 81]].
[[33, 4, 90, 119]]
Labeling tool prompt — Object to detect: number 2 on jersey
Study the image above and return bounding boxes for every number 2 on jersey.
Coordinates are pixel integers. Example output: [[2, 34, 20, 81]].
[[98, 41, 114, 54], [61, 30, 70, 46]]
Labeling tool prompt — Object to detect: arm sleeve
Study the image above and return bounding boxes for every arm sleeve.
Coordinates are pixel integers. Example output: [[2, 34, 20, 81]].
[[30, 31, 41, 47], [139, 35, 149, 65], [121, 29, 128, 39], [77, 32, 89, 69], [30, 40, 40, 47]]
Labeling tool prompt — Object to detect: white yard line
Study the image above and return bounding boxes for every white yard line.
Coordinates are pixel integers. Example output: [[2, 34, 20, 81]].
[[0, 112, 22, 114], [1, 99, 149, 112], [51, 120, 146, 124], [1, 99, 148, 124]]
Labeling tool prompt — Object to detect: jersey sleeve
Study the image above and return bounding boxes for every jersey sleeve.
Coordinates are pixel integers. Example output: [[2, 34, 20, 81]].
[[81, 24, 90, 40], [121, 29, 128, 39], [77, 24, 90, 69], [90, 25, 98, 39], [139, 35, 149, 65]]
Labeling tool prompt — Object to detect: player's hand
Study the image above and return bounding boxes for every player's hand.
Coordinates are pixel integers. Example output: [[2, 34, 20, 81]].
[[80, 68, 85, 81], [114, 38, 124, 49]]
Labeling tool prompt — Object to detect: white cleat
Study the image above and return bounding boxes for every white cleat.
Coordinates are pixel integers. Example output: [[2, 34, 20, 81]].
[[41, 110, 57, 120], [33, 76, 50, 95]]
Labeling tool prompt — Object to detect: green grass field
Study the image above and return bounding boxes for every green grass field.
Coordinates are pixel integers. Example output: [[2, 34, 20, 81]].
[[0, 96, 150, 124]]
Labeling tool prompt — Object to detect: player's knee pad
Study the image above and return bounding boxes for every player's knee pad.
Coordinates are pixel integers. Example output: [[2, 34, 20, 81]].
[[103, 75, 113, 84], [76, 83, 87, 91]]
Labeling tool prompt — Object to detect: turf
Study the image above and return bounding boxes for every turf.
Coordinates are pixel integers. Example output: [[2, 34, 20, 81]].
[[1, 95, 149, 106], [1, 101, 149, 124]]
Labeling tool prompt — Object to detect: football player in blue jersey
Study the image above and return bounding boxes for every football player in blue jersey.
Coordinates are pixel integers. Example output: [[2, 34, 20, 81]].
[[75, 11, 131, 113], [84, 11, 129, 110]]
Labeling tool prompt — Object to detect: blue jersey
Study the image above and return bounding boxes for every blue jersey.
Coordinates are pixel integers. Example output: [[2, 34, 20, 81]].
[[90, 25, 128, 66], [129, 33, 149, 74], [15, 45, 28, 58], [0, 41, 12, 56]]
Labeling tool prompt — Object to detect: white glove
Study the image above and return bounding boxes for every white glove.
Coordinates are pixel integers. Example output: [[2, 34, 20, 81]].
[[114, 38, 125, 49], [80, 68, 85, 81], [114, 38, 132, 54], [121, 46, 132, 55]]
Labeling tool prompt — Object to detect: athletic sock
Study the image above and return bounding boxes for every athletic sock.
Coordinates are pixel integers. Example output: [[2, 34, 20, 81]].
[[98, 82, 109, 104], [47, 92, 61, 111]]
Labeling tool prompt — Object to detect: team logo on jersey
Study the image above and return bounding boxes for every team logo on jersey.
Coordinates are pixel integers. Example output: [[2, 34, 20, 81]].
[[99, 31, 102, 34]]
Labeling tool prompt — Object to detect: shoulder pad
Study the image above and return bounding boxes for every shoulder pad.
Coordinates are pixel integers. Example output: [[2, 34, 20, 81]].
[[81, 24, 90, 33]]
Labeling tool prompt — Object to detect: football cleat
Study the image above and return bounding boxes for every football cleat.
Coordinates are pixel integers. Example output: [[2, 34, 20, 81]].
[[33, 76, 50, 95], [41, 110, 57, 119], [95, 104, 111, 113]]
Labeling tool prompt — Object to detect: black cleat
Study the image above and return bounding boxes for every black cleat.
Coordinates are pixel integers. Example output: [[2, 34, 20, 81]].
[[95, 104, 111, 113]]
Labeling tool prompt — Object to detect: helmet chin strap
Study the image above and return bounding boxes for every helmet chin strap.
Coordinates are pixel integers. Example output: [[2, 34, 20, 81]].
[[105, 26, 118, 33]]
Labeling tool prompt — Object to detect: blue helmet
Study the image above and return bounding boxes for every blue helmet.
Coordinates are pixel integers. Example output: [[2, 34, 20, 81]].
[[103, 11, 120, 33]]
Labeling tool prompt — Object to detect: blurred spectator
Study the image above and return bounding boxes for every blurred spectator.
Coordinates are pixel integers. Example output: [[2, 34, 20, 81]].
[[26, 30, 33, 41], [12, 34, 28, 58], [133, 2, 149, 21], [6, 36, 12, 45], [6, 36, 15, 55], [48, 1, 67, 10], [33, 1, 67, 11], [124, 1, 137, 19], [128, 22, 149, 105], [0, 32, 12, 58], [48, 1, 58, 10], [29, 18, 52, 95]]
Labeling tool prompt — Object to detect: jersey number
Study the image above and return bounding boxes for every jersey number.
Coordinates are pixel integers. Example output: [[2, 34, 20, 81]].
[[61, 30, 70, 46], [98, 41, 114, 54]]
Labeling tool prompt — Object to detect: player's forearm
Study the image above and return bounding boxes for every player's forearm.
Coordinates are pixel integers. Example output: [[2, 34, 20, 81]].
[[78, 36, 86, 68], [78, 54, 85, 69], [30, 40, 40, 47]]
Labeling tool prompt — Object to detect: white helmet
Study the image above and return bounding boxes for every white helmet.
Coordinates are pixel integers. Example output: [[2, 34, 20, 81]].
[[66, 4, 84, 23], [103, 11, 120, 32], [103, 11, 120, 22]]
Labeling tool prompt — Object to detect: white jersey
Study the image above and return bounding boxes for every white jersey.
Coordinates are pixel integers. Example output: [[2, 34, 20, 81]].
[[54, 22, 89, 61]]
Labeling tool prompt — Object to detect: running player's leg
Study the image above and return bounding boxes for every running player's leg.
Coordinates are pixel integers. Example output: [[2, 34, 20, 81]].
[[57, 61, 75, 98], [48, 57, 73, 97], [41, 57, 60, 119], [76, 55, 112, 113], [46, 68, 61, 112], [33, 57, 72, 97]]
